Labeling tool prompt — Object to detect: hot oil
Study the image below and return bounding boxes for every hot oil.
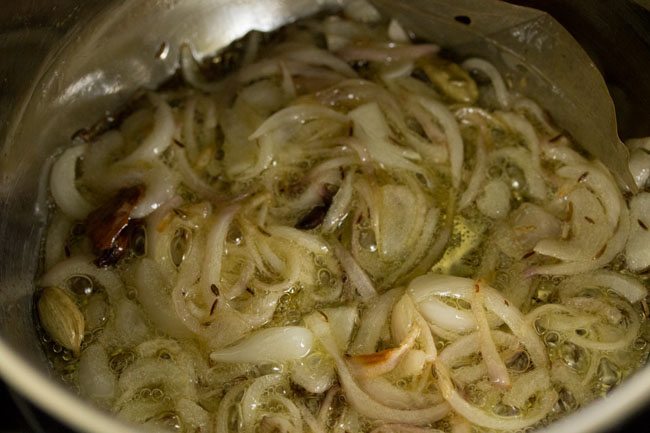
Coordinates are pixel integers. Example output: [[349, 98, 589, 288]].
[[36, 9, 650, 433]]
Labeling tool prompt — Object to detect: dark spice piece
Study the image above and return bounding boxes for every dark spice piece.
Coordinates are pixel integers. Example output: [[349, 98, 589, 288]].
[[594, 243, 607, 259], [295, 183, 337, 230], [86, 185, 144, 266], [522, 251, 535, 259], [210, 298, 219, 316]]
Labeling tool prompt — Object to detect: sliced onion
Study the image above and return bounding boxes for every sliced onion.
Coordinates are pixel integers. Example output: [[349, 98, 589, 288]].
[[279, 61, 297, 98], [44, 211, 73, 270], [415, 96, 464, 188], [418, 297, 476, 334], [322, 305, 359, 352], [77, 343, 116, 404], [476, 179, 511, 219], [528, 300, 640, 352], [628, 147, 650, 189], [249, 104, 348, 140], [388, 19, 410, 43], [380, 61, 415, 81], [180, 44, 230, 93], [512, 97, 559, 137], [332, 239, 377, 301], [490, 147, 547, 200], [201, 205, 239, 302], [266, 225, 330, 254], [181, 96, 200, 162], [410, 274, 547, 369], [282, 47, 357, 78], [383, 206, 440, 287], [557, 162, 621, 228], [220, 102, 265, 179], [626, 192, 650, 273], [239, 79, 287, 117], [458, 129, 486, 210], [134, 258, 193, 339], [393, 349, 427, 378], [496, 111, 541, 167], [241, 374, 285, 431], [305, 313, 450, 424], [110, 299, 150, 347], [350, 288, 401, 354], [297, 403, 326, 433], [50, 144, 94, 219], [215, 380, 248, 433], [176, 398, 210, 431], [542, 143, 586, 166], [40, 255, 124, 301], [462, 58, 511, 108], [566, 301, 640, 351], [174, 146, 224, 203], [408, 274, 475, 303], [495, 203, 562, 259], [391, 294, 419, 344], [337, 43, 439, 63], [291, 352, 336, 394], [238, 58, 346, 85], [322, 171, 354, 233], [349, 102, 426, 176], [131, 163, 179, 218], [121, 93, 175, 164], [210, 326, 313, 363], [343, 0, 382, 23], [318, 385, 339, 424], [439, 331, 519, 368], [471, 288, 511, 389], [435, 362, 556, 430], [502, 369, 551, 408], [450, 417, 473, 433], [529, 202, 630, 276], [390, 294, 437, 361], [371, 424, 446, 433], [481, 286, 548, 370], [116, 358, 195, 407], [375, 184, 419, 258], [347, 324, 419, 378], [359, 377, 443, 410], [560, 270, 647, 303], [534, 186, 609, 261]]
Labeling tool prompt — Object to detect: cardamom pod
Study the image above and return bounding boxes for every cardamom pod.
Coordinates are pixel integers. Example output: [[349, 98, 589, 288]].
[[38, 286, 85, 356]]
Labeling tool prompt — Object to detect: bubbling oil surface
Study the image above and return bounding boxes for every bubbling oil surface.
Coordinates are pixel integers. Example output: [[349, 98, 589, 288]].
[[37, 8, 650, 433]]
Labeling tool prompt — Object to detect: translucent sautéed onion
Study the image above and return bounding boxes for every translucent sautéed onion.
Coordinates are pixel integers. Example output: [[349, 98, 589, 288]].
[[37, 5, 650, 433]]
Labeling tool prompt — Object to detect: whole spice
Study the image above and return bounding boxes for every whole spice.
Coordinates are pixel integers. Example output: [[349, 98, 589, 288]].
[[38, 286, 85, 356]]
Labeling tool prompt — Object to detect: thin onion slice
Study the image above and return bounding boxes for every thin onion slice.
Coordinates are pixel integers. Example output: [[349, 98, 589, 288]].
[[435, 362, 557, 430], [249, 104, 348, 140], [305, 313, 450, 424], [472, 287, 511, 389], [461, 58, 511, 108], [121, 93, 175, 164], [415, 96, 464, 188], [50, 144, 94, 219], [210, 326, 313, 363], [347, 324, 420, 378]]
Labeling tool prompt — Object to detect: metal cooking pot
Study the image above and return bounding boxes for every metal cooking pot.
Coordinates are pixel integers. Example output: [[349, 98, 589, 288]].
[[1, 1, 649, 432]]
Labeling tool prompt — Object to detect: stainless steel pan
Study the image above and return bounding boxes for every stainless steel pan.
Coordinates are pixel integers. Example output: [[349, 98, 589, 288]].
[[0, 1, 648, 432]]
